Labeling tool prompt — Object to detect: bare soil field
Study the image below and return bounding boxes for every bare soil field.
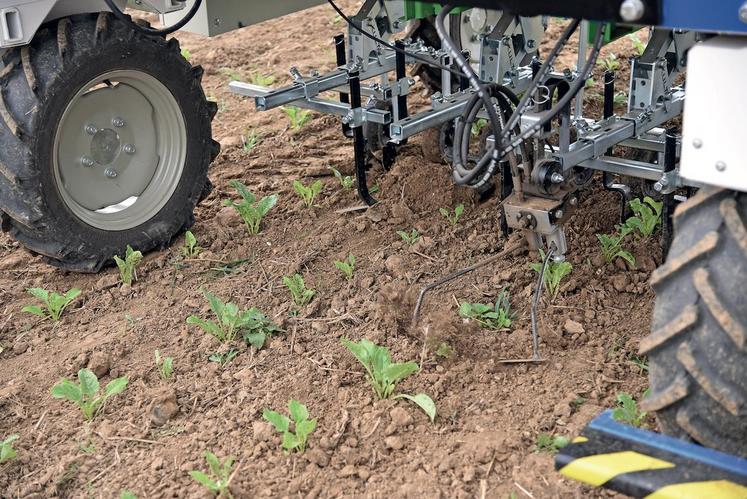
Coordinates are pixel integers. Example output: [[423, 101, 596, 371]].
[[1, 3, 658, 497]]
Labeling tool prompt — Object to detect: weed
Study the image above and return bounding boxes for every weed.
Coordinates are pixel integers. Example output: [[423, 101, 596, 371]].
[[293, 179, 323, 208], [628, 34, 646, 56], [283, 274, 315, 307], [624, 196, 663, 237], [283, 106, 313, 130], [209, 350, 239, 367], [224, 180, 279, 235], [1, 434, 18, 464], [249, 71, 275, 86], [585, 77, 595, 88], [570, 397, 586, 413], [114, 245, 143, 286], [187, 290, 276, 347], [263, 399, 317, 453], [189, 451, 235, 498], [241, 310, 282, 350], [182, 231, 203, 258], [439, 203, 464, 226], [155, 350, 174, 380], [51, 368, 128, 420], [599, 53, 620, 71], [219, 67, 242, 82], [331, 14, 342, 24], [533, 433, 570, 453], [628, 353, 649, 374], [614, 92, 628, 105], [22, 287, 81, 322], [435, 342, 454, 359], [242, 130, 261, 154], [459, 289, 514, 330], [120, 492, 137, 499], [180, 48, 191, 61], [612, 392, 647, 427], [471, 118, 488, 137], [397, 229, 420, 246], [334, 253, 355, 280], [530, 250, 573, 300], [329, 166, 354, 189], [341, 338, 436, 421], [597, 226, 636, 267]]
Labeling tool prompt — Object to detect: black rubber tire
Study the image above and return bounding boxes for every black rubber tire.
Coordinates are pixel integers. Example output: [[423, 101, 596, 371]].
[[0, 13, 219, 272], [643, 188, 747, 457]]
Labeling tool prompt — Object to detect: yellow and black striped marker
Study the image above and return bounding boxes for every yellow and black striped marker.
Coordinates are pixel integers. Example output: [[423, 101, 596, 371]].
[[555, 411, 747, 498]]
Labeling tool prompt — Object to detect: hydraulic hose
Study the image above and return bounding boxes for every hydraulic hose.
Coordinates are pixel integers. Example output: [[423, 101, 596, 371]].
[[103, 0, 203, 36]]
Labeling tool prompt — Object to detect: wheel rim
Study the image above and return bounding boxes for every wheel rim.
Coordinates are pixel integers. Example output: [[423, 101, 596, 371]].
[[53, 70, 187, 231]]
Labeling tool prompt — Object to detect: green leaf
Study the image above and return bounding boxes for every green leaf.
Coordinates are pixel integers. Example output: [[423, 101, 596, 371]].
[[187, 316, 224, 340], [64, 288, 82, 302], [288, 399, 309, 423], [263, 409, 290, 433], [189, 471, 219, 491], [257, 194, 279, 217], [78, 369, 100, 399], [204, 451, 221, 476], [383, 362, 419, 384], [395, 393, 437, 422], [296, 418, 317, 439], [282, 431, 300, 451], [104, 377, 128, 397], [51, 379, 82, 402], [455, 204, 464, 217], [120, 492, 138, 499], [22, 305, 47, 318], [229, 180, 256, 204], [27, 288, 49, 301], [243, 331, 266, 350]]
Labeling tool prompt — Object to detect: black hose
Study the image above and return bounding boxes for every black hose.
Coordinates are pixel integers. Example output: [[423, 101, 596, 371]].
[[103, 0, 203, 36]]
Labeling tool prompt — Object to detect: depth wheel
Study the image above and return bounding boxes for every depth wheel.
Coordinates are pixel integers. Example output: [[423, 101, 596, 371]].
[[643, 188, 747, 456], [0, 13, 219, 272]]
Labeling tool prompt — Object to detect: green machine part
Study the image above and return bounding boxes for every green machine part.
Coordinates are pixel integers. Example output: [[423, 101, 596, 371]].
[[404, 1, 467, 20], [588, 22, 642, 45]]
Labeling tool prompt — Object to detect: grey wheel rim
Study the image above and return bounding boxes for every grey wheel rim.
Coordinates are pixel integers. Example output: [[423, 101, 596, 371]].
[[54, 70, 187, 231]]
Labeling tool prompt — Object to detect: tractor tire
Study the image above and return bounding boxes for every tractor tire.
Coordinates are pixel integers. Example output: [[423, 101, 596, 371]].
[[643, 188, 747, 457], [0, 13, 219, 272]]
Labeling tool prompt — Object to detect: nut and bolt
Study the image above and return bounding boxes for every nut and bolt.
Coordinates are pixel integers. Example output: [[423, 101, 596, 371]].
[[555, 210, 564, 219], [80, 156, 95, 167], [740, 2, 747, 24], [123, 144, 136, 155], [112, 117, 126, 128], [105, 168, 118, 179], [716, 161, 727, 172], [550, 172, 565, 184], [620, 0, 645, 22], [692, 138, 703, 149], [85, 124, 98, 135], [653, 181, 664, 192]]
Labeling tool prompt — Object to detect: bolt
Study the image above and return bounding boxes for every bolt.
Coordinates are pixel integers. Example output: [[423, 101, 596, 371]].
[[653, 181, 664, 192], [85, 124, 98, 135], [80, 156, 95, 167], [550, 172, 565, 184], [527, 39, 536, 49], [105, 168, 118, 179], [569, 197, 578, 207], [692, 138, 703, 149], [716, 161, 727, 172], [112, 117, 125, 128], [740, 2, 747, 24], [123, 144, 136, 155], [555, 210, 564, 219], [620, 0, 645, 22]]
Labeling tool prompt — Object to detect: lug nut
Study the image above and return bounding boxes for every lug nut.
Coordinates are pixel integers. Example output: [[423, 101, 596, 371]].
[[105, 168, 118, 178], [112, 117, 126, 128], [550, 172, 565, 184], [123, 144, 136, 155], [81, 156, 95, 167], [620, 0, 645, 22], [85, 124, 98, 135]]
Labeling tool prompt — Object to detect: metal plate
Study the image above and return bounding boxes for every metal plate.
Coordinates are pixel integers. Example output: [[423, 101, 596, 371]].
[[680, 36, 747, 192]]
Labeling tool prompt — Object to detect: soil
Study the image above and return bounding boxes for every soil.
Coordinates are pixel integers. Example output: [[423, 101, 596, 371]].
[[0, 4, 664, 498]]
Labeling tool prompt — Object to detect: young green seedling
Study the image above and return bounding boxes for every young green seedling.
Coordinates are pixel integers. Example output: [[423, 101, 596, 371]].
[[328, 166, 354, 189], [628, 34, 646, 56], [533, 433, 571, 453], [283, 106, 313, 130], [341, 338, 436, 421], [182, 231, 203, 258], [242, 130, 261, 154], [189, 451, 235, 498], [22, 287, 81, 322], [293, 179, 323, 208], [249, 71, 275, 86], [114, 245, 143, 286], [624, 196, 663, 237], [597, 226, 636, 268], [612, 392, 648, 427], [241, 310, 283, 351], [599, 53, 620, 71], [471, 118, 488, 138], [614, 92, 628, 105], [283, 274, 315, 307], [0, 434, 19, 464], [439, 203, 464, 226], [209, 350, 239, 367], [219, 67, 242, 82], [120, 491, 137, 499], [396, 229, 420, 246], [530, 250, 573, 300], [180, 48, 191, 61], [155, 350, 174, 380], [263, 399, 317, 453], [459, 289, 514, 330], [224, 180, 279, 235], [51, 368, 128, 420], [334, 253, 355, 280]]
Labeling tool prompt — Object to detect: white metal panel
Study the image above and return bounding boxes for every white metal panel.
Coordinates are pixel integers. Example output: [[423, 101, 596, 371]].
[[681, 36, 747, 192]]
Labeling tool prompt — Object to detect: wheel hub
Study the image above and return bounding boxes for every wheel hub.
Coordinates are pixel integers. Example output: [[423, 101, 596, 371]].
[[90, 128, 121, 166]]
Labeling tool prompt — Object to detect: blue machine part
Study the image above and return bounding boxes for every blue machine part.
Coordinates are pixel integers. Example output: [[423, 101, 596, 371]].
[[662, 0, 747, 34]]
